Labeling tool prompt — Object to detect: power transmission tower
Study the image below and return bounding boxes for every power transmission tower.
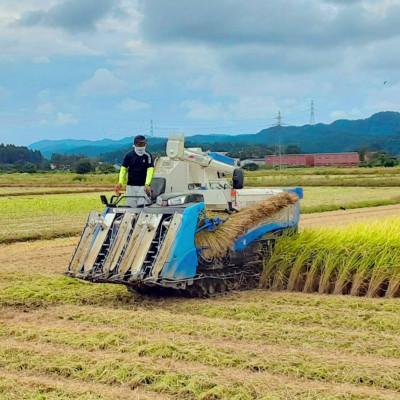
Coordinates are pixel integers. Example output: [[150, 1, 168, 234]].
[[275, 111, 283, 171], [150, 119, 154, 137], [276, 110, 282, 127], [310, 100, 315, 125]]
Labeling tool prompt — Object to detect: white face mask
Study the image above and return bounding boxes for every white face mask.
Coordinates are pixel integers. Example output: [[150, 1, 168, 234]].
[[134, 146, 146, 156]]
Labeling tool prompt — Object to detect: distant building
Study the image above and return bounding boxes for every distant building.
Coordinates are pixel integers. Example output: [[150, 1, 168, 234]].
[[266, 152, 360, 167]]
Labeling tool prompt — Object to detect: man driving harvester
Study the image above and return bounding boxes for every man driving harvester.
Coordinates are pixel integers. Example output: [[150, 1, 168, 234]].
[[115, 135, 154, 207]]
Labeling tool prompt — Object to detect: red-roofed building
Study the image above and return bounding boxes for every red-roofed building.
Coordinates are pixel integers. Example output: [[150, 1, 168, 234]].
[[265, 152, 360, 167]]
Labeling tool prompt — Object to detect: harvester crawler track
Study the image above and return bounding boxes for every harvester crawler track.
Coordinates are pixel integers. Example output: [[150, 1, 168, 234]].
[[127, 237, 277, 297]]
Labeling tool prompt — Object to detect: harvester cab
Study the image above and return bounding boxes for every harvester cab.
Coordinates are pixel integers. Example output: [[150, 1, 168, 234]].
[[66, 137, 302, 296]]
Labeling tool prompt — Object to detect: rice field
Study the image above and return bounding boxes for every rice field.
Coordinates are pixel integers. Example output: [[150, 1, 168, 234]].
[[251, 166, 400, 176], [1, 167, 400, 189], [262, 218, 400, 298], [0, 187, 108, 197], [1, 186, 399, 244], [0, 192, 112, 243], [1, 171, 400, 398], [246, 166, 400, 187], [301, 186, 400, 213], [246, 173, 400, 187], [0, 173, 116, 186], [1, 236, 400, 399]]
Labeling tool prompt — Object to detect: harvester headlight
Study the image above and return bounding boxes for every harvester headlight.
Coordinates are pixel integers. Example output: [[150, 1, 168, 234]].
[[168, 196, 187, 206], [156, 193, 204, 207], [156, 196, 168, 206]]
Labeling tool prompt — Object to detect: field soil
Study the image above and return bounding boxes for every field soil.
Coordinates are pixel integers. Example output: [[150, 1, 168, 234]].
[[2, 238, 400, 399], [1, 204, 400, 398]]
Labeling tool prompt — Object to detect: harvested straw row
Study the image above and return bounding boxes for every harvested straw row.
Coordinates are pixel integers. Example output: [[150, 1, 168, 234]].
[[196, 192, 298, 258], [261, 218, 400, 298]]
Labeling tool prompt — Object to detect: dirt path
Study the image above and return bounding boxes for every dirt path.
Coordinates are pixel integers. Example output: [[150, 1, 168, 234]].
[[301, 203, 400, 229]]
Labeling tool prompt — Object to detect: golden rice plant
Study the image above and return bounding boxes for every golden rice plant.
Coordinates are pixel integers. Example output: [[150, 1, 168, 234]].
[[260, 218, 400, 298], [196, 192, 297, 258]]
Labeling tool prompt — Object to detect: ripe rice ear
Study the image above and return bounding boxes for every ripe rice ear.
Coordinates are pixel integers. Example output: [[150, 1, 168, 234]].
[[386, 273, 400, 298], [262, 218, 400, 298], [196, 192, 298, 259]]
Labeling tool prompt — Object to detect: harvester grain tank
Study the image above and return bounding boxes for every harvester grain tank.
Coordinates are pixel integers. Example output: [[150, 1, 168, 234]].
[[66, 137, 302, 296]]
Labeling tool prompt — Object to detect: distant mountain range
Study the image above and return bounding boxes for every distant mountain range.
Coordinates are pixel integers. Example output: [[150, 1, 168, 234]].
[[30, 111, 400, 158], [29, 137, 167, 158]]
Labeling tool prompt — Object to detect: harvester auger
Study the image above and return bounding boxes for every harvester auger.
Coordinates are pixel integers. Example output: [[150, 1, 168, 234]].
[[66, 137, 302, 297]]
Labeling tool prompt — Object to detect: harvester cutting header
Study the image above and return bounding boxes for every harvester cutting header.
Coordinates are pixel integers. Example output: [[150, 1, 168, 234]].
[[66, 137, 302, 296]]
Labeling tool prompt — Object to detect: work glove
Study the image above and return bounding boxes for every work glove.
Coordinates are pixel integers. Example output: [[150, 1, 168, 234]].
[[115, 183, 123, 195]]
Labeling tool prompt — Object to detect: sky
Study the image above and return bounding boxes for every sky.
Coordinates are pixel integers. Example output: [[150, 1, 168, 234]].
[[0, 0, 400, 145]]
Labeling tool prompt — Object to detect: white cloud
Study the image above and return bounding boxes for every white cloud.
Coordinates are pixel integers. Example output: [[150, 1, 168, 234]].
[[229, 96, 279, 120], [56, 112, 78, 125], [35, 101, 79, 126], [330, 109, 363, 120], [142, 0, 400, 50], [0, 2, 100, 60], [36, 89, 51, 102], [1, 0, 400, 143], [36, 102, 54, 114], [32, 56, 50, 64], [117, 98, 150, 112], [182, 100, 226, 120], [182, 96, 280, 121], [18, 0, 118, 33], [14, 109, 80, 127], [79, 68, 126, 96], [0, 1, 141, 60]]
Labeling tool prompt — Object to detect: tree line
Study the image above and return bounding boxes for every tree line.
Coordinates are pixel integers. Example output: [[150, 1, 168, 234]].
[[0, 144, 45, 172], [0, 144, 117, 174], [0, 144, 43, 164], [1, 142, 398, 174]]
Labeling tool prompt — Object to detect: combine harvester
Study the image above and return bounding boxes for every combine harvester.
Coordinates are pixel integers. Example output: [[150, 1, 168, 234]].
[[66, 138, 302, 296]]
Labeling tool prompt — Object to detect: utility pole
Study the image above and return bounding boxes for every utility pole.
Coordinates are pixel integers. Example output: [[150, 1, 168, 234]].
[[310, 100, 315, 125]]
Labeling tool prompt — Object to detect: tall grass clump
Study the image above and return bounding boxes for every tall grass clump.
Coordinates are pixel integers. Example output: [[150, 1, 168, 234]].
[[261, 218, 400, 297]]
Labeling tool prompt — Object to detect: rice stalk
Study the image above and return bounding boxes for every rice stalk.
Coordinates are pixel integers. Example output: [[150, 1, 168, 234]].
[[262, 218, 400, 298], [196, 192, 298, 259], [287, 232, 321, 291], [386, 272, 400, 298], [303, 251, 326, 293], [333, 252, 361, 295], [349, 251, 376, 296], [318, 252, 340, 294]]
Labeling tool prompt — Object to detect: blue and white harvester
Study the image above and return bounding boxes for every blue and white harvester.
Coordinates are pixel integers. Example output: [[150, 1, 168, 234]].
[[66, 137, 302, 296]]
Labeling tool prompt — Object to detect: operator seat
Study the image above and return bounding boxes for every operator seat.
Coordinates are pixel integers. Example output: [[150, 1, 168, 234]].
[[150, 177, 166, 202]]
